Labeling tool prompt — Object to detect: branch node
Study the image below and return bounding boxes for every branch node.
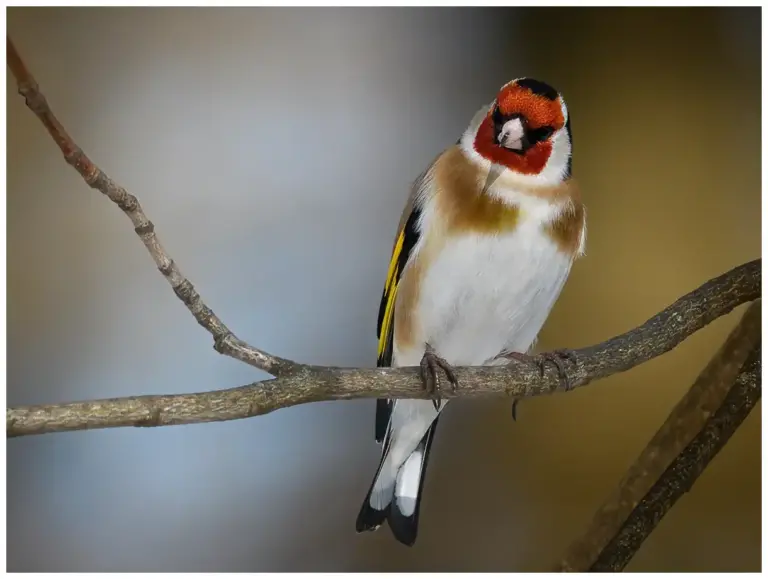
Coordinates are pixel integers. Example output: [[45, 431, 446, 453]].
[[110, 186, 138, 212], [18, 81, 45, 113], [172, 279, 197, 307], [134, 221, 155, 237], [88, 170, 109, 192], [158, 259, 174, 277], [213, 333, 234, 355], [63, 146, 92, 177]]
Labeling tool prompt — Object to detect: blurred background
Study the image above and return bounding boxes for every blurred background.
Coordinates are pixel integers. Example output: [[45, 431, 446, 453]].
[[6, 6, 761, 572]]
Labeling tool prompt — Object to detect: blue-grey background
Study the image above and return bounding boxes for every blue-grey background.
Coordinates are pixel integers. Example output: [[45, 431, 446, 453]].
[[7, 7, 761, 572]]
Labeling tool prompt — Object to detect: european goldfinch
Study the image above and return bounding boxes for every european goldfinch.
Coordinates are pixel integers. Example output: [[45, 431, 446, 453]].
[[356, 78, 586, 546]]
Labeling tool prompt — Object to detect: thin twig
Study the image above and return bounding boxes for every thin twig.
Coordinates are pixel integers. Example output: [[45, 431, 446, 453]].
[[6, 36, 297, 377], [555, 300, 762, 572], [6, 260, 760, 437]]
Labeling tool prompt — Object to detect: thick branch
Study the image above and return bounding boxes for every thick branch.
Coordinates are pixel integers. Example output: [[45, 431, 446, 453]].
[[6, 36, 295, 377], [7, 260, 760, 437], [555, 300, 762, 572]]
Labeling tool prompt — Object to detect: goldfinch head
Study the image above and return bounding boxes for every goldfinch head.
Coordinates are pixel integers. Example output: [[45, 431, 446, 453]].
[[462, 77, 572, 186]]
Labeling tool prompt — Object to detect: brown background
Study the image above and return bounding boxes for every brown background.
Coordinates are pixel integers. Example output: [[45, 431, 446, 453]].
[[7, 6, 761, 572]]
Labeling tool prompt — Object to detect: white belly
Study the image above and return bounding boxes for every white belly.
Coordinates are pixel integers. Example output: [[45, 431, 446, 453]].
[[376, 216, 575, 506], [397, 220, 573, 367]]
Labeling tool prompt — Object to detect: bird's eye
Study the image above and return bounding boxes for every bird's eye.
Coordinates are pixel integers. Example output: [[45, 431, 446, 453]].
[[538, 126, 554, 139], [528, 125, 554, 144]]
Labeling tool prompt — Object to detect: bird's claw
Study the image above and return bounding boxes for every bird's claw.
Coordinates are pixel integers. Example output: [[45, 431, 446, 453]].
[[504, 349, 577, 389], [511, 398, 520, 422], [419, 347, 458, 411], [503, 349, 578, 419]]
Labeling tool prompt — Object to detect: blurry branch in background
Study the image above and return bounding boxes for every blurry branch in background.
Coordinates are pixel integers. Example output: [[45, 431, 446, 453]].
[[556, 301, 761, 572], [5, 37, 761, 441]]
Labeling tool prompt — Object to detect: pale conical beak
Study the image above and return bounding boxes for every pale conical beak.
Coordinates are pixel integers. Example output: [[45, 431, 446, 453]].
[[497, 118, 526, 152]]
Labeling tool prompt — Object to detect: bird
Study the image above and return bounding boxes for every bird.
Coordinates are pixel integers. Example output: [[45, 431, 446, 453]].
[[355, 77, 586, 547]]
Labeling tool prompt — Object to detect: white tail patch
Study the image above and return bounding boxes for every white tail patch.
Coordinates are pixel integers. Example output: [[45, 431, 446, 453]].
[[395, 448, 423, 517]]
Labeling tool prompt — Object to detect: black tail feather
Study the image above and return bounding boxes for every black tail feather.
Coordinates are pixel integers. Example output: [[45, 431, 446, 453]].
[[355, 491, 391, 533], [356, 430, 393, 533], [375, 398, 393, 443], [375, 329, 394, 443]]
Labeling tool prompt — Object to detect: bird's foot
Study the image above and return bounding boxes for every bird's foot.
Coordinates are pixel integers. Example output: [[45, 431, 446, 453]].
[[419, 345, 458, 412], [504, 349, 577, 390], [502, 349, 578, 420]]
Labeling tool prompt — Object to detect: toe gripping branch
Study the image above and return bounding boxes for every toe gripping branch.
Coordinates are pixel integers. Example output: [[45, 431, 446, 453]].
[[503, 349, 578, 421], [419, 346, 459, 411]]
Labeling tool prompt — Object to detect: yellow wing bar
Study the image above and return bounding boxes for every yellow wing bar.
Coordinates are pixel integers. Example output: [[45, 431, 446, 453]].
[[377, 229, 405, 359]]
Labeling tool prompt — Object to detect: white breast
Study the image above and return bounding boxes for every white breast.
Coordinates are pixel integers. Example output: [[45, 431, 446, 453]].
[[397, 214, 573, 368]]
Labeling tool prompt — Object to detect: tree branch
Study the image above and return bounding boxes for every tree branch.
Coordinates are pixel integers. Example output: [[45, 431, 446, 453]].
[[6, 260, 760, 437], [555, 300, 762, 572], [6, 36, 296, 377]]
